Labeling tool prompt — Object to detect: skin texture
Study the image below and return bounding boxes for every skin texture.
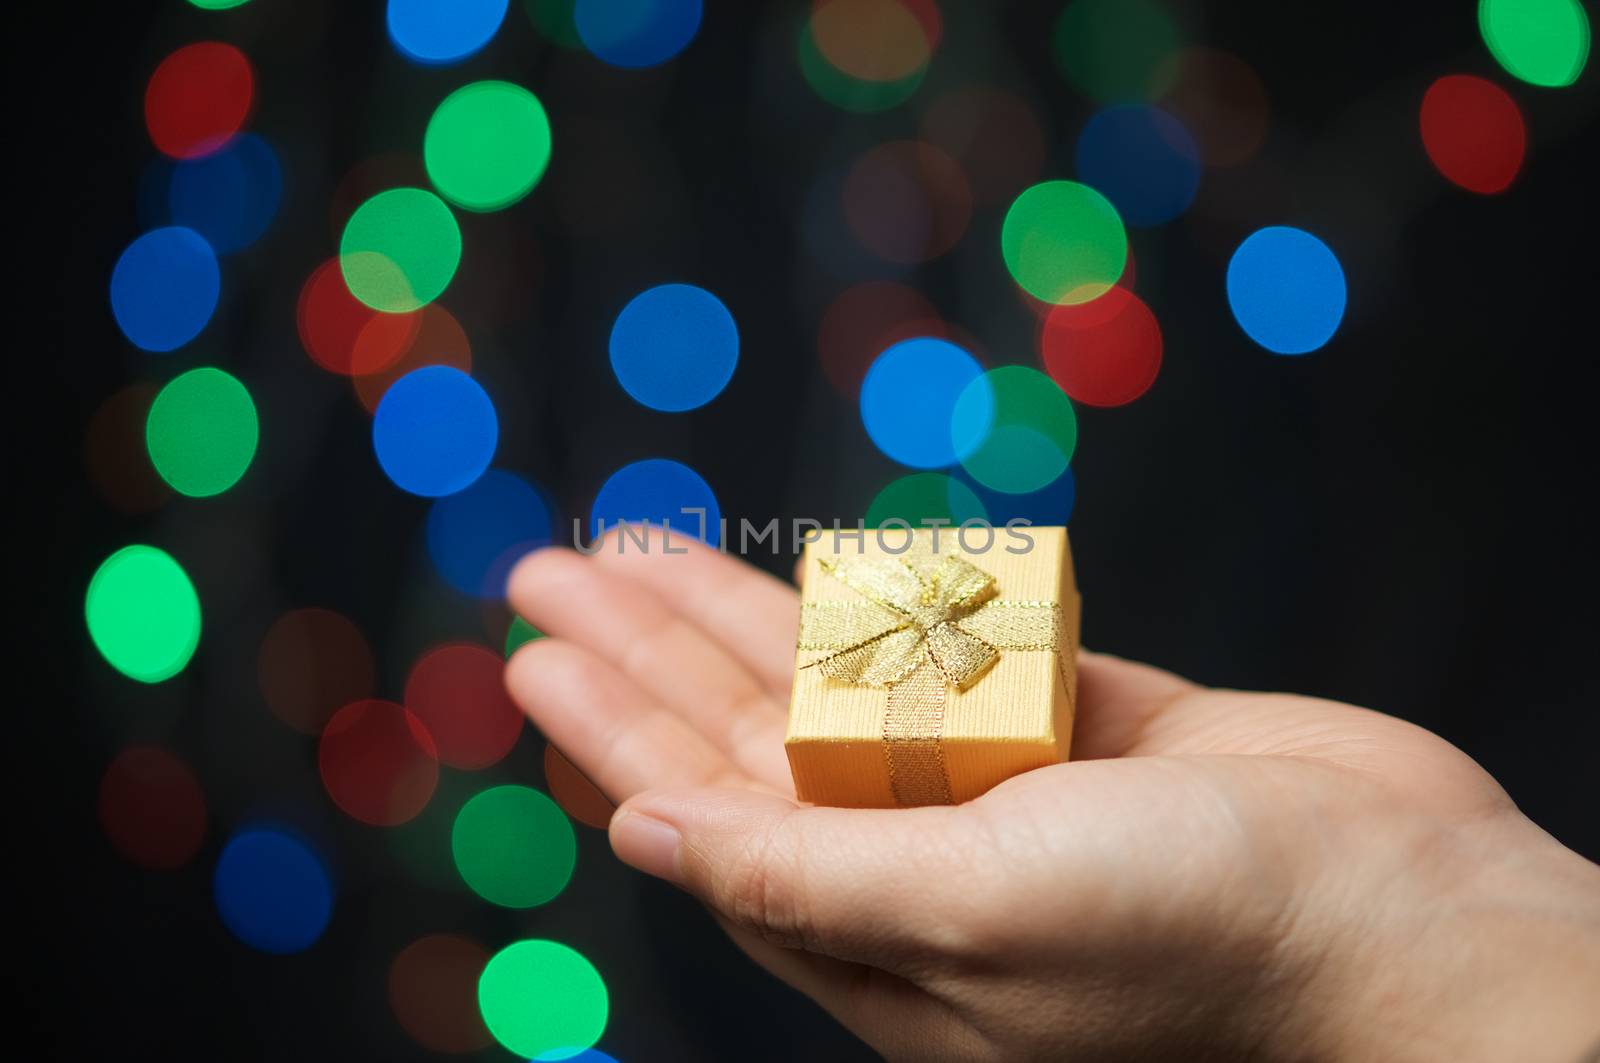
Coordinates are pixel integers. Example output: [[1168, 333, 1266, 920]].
[[505, 530, 1600, 1062]]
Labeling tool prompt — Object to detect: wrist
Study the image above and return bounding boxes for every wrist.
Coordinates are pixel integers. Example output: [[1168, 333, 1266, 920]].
[[1302, 810, 1600, 1062]]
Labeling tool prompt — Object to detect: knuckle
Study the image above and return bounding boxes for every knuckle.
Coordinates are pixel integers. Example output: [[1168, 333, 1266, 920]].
[[718, 819, 817, 952]]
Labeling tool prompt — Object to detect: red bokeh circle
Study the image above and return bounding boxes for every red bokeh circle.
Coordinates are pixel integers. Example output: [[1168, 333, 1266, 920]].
[[318, 700, 439, 826], [1420, 74, 1525, 196], [144, 42, 255, 159], [99, 746, 207, 870], [84, 384, 172, 515], [258, 608, 376, 735], [388, 935, 493, 1054], [1040, 287, 1164, 408], [403, 643, 524, 771], [544, 743, 616, 830], [297, 259, 421, 376], [920, 86, 1046, 206], [844, 141, 971, 264], [817, 281, 945, 399], [354, 304, 472, 414]]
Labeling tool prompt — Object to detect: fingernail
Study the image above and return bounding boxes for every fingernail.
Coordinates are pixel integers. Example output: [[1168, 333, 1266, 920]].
[[610, 811, 683, 885]]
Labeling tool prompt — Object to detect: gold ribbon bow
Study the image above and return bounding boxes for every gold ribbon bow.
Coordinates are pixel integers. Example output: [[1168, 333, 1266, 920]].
[[797, 550, 1062, 806]]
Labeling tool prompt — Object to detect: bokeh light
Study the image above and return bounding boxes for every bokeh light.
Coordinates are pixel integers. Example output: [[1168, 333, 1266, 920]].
[[331, 153, 431, 239], [574, 0, 702, 68], [426, 81, 552, 212], [1040, 287, 1164, 407], [506, 616, 545, 656], [426, 469, 553, 597], [318, 700, 440, 826], [258, 608, 375, 735], [373, 366, 498, 497], [389, 935, 493, 1054], [1001, 181, 1127, 305], [810, 0, 941, 83], [110, 227, 220, 353], [388, 0, 509, 65], [1154, 47, 1270, 168], [843, 140, 971, 263], [860, 337, 983, 468], [951, 366, 1078, 494], [214, 827, 333, 954], [1479, 0, 1590, 88], [1016, 241, 1138, 322], [98, 746, 207, 871], [478, 940, 608, 1059], [354, 304, 471, 413], [956, 466, 1076, 525], [405, 643, 524, 770], [166, 133, 282, 254], [817, 282, 944, 398], [865, 472, 986, 526], [146, 367, 259, 497], [145, 42, 255, 159], [591, 458, 721, 545], [1052, 0, 1180, 103], [609, 284, 739, 412], [798, 14, 925, 112], [189, 0, 252, 8], [526, 0, 584, 48], [387, 773, 475, 893], [1074, 105, 1200, 226], [1420, 75, 1526, 195], [340, 188, 462, 313], [86, 545, 201, 684], [1227, 226, 1347, 355], [543, 744, 614, 829], [84, 384, 172, 514], [920, 86, 1046, 206], [298, 259, 421, 377], [452, 785, 576, 907]]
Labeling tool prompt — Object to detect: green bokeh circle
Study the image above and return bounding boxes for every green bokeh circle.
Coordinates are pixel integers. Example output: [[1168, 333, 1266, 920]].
[[452, 785, 576, 908], [865, 473, 987, 527], [1052, 0, 1180, 102], [146, 367, 259, 497], [339, 188, 462, 313], [1479, 0, 1590, 88], [426, 81, 552, 212], [524, 0, 584, 49], [953, 367, 1078, 495], [504, 616, 545, 657], [1001, 181, 1127, 305], [86, 545, 201, 683], [478, 939, 608, 1059]]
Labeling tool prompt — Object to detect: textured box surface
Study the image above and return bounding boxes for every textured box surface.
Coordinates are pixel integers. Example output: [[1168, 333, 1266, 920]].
[[785, 526, 1079, 807]]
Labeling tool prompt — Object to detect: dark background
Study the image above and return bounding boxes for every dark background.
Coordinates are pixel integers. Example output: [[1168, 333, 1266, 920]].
[[25, 1, 1598, 1060]]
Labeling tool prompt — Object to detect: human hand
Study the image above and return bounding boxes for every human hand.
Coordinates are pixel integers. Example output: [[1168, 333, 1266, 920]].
[[506, 531, 1600, 1062]]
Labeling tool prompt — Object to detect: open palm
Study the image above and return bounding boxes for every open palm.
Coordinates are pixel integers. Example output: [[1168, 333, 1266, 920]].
[[506, 532, 1597, 1061]]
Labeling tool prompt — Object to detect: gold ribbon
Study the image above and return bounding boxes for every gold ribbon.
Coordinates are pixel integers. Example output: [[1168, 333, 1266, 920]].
[[797, 550, 1062, 806]]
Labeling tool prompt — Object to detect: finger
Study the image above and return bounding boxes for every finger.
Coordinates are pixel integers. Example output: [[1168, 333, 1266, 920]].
[[713, 918, 979, 1061], [1069, 648, 1199, 760], [607, 787, 976, 972], [509, 547, 791, 788], [589, 525, 799, 697], [505, 638, 763, 803]]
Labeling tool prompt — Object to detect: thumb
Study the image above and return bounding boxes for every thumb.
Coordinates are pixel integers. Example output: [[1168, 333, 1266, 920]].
[[609, 787, 969, 968]]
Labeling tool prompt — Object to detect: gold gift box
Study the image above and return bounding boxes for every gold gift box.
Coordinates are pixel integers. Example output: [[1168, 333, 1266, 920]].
[[785, 526, 1080, 808]]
